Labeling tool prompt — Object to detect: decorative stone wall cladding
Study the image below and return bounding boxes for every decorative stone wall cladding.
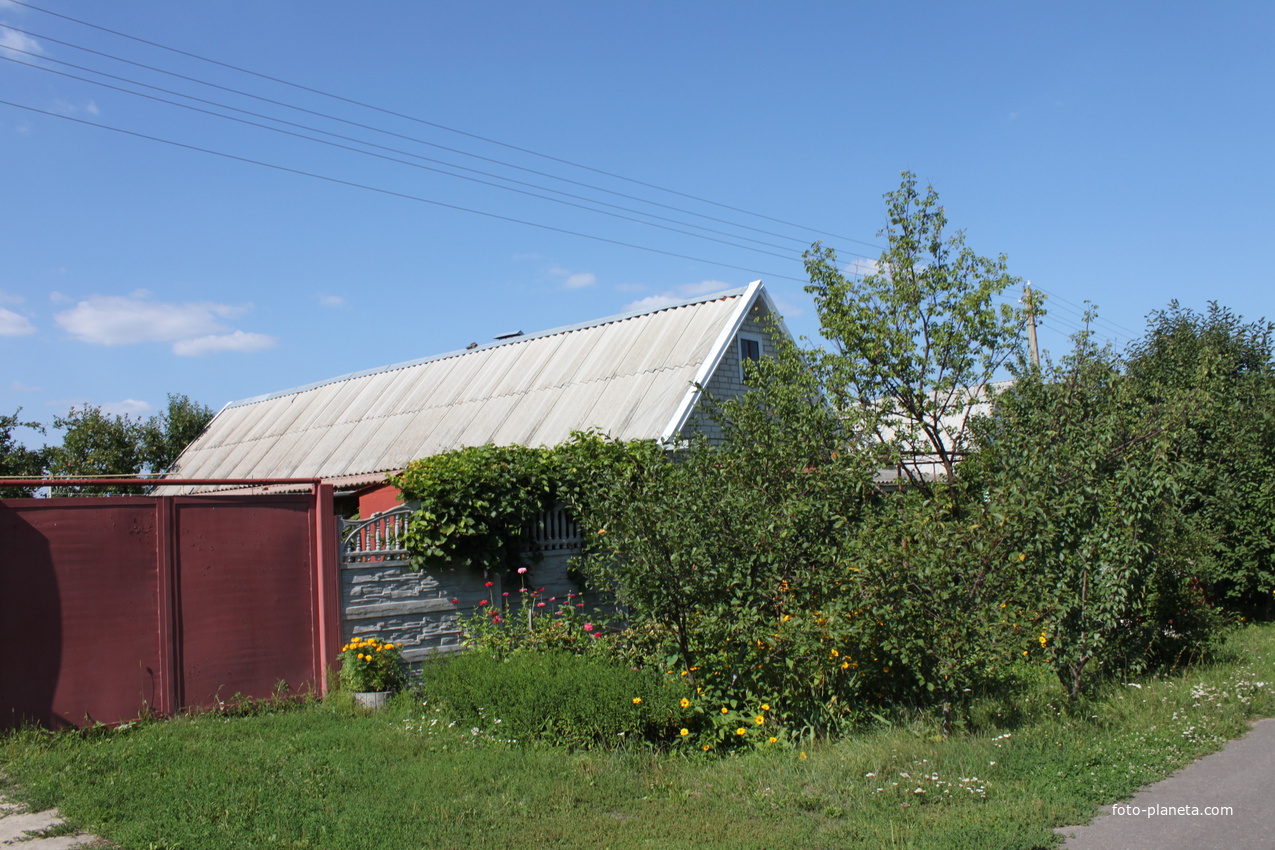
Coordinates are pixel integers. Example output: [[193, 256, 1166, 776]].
[[339, 512, 587, 669]]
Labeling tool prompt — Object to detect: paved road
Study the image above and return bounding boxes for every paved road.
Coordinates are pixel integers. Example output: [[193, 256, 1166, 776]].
[[1057, 717, 1275, 849]]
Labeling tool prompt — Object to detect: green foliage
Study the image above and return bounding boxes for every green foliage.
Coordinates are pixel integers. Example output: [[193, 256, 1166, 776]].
[[142, 393, 214, 474], [391, 435, 661, 572], [803, 171, 1025, 493], [1124, 302, 1275, 616], [967, 322, 1223, 696], [420, 649, 685, 748], [571, 338, 887, 733], [392, 443, 557, 569], [39, 394, 213, 495], [46, 404, 147, 495], [0, 409, 46, 497]]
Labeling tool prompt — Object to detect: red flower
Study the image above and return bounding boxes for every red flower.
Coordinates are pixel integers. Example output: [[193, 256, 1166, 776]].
[[485, 581, 494, 587], [479, 599, 489, 606]]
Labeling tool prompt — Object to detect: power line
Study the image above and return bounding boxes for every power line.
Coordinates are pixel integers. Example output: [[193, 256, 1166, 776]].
[[0, 50, 808, 264], [7, 1, 882, 252], [0, 97, 810, 284], [1, 20, 880, 265]]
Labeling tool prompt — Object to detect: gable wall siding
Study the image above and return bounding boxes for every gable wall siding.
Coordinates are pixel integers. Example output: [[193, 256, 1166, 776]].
[[681, 298, 779, 442]]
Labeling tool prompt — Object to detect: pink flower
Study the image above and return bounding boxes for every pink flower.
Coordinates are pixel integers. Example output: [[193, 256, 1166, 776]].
[[517, 567, 528, 574], [493, 616, 503, 624], [502, 592, 509, 597], [485, 581, 494, 588], [479, 599, 488, 606], [584, 623, 595, 632], [536, 602, 546, 607]]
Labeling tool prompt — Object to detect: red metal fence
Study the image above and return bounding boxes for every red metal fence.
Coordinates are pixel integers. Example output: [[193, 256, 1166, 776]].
[[0, 482, 339, 730]]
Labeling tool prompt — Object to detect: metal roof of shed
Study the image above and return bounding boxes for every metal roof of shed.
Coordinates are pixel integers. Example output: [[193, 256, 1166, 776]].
[[164, 281, 777, 492]]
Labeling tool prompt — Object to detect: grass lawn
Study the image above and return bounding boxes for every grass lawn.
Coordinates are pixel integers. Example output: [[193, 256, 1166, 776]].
[[5, 624, 1275, 849]]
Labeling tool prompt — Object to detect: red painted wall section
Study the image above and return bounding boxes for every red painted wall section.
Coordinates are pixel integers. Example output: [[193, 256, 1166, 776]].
[[0, 499, 165, 729], [175, 496, 317, 708], [357, 483, 402, 518], [0, 490, 339, 731]]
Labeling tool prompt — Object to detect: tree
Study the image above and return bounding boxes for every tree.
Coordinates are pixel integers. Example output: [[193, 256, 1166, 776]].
[[1124, 302, 1275, 616], [803, 172, 1026, 496], [43, 394, 214, 495], [141, 393, 214, 473], [46, 405, 147, 495], [967, 317, 1221, 696], [0, 409, 46, 497]]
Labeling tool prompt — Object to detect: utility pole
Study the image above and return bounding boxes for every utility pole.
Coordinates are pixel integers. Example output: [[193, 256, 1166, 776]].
[[1024, 283, 1041, 369]]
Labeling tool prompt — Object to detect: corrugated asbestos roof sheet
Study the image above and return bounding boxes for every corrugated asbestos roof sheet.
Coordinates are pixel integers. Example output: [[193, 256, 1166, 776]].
[[163, 283, 764, 492]]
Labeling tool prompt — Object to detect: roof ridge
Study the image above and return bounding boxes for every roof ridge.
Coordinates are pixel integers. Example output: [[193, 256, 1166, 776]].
[[224, 284, 755, 409]]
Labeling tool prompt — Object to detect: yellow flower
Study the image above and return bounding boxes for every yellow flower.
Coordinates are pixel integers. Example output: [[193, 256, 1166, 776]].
[[702, 744, 711, 751], [754, 715, 765, 725], [761, 704, 770, 711], [680, 698, 690, 708], [1039, 630, 1048, 648], [736, 727, 747, 736], [681, 670, 689, 676], [632, 697, 642, 704], [680, 728, 689, 737], [768, 737, 778, 744], [721, 707, 729, 715], [799, 751, 808, 760]]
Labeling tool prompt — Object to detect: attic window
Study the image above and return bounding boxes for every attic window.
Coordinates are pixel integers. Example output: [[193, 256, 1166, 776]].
[[739, 334, 762, 381]]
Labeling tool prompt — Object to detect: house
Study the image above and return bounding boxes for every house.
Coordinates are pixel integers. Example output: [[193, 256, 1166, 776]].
[[164, 279, 787, 510], [160, 281, 789, 660]]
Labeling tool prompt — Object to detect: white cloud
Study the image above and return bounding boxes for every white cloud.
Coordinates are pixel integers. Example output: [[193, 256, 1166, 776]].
[[54, 294, 275, 355], [563, 272, 596, 289], [0, 307, 35, 336], [623, 280, 734, 312], [102, 399, 153, 417], [0, 27, 42, 63], [547, 266, 598, 290], [844, 257, 879, 277], [10, 380, 39, 392], [173, 330, 277, 357], [318, 294, 346, 308]]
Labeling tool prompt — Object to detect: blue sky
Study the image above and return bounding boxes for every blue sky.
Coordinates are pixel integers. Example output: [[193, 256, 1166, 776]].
[[2, 1, 1272, 446]]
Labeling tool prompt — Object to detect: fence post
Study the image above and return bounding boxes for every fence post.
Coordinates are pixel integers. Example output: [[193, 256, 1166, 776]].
[[313, 483, 341, 695]]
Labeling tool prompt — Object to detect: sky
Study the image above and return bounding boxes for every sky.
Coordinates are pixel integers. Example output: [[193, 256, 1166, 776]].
[[2, 1, 1272, 448]]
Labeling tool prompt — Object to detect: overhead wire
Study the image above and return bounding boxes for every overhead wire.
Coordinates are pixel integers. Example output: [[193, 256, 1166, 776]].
[[0, 49, 807, 263], [3, 6, 883, 255], [2, 6, 1144, 334], [0, 97, 810, 284]]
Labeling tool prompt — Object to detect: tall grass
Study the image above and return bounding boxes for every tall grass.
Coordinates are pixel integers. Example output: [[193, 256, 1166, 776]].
[[4, 625, 1275, 849]]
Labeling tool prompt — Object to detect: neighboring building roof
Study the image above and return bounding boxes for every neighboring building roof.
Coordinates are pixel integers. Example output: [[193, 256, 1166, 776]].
[[163, 281, 785, 493]]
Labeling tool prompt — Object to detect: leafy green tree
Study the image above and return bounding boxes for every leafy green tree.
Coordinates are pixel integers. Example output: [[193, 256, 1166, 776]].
[[1124, 302, 1275, 616], [968, 321, 1220, 696], [46, 405, 147, 495], [0, 409, 46, 497], [803, 172, 1026, 496], [142, 393, 214, 473], [571, 338, 884, 730]]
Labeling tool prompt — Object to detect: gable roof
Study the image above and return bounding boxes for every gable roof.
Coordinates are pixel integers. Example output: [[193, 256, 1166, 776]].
[[164, 281, 783, 492]]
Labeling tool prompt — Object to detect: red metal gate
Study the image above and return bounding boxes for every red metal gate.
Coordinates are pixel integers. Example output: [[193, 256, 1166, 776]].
[[0, 482, 339, 730]]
